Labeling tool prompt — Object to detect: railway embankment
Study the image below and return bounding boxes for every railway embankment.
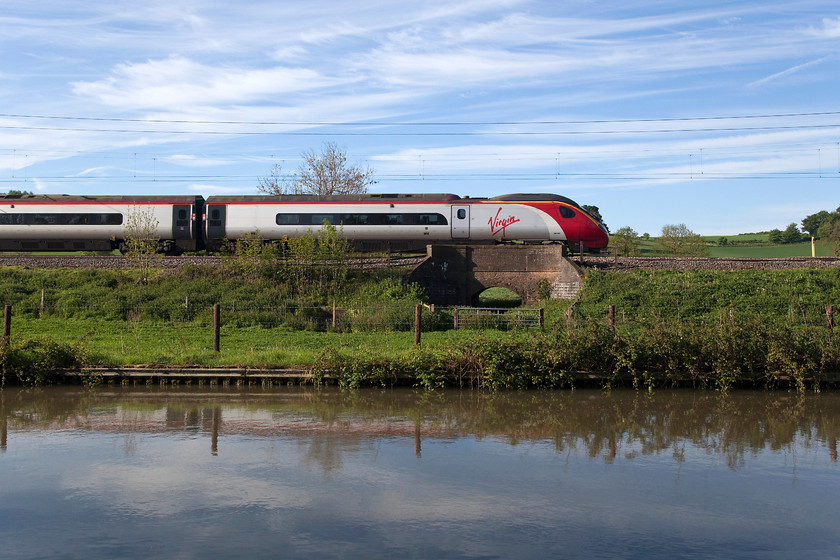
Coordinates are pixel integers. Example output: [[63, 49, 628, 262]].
[[0, 257, 839, 391]]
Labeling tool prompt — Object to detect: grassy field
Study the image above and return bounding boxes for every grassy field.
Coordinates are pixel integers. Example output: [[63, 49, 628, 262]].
[[2, 262, 840, 389], [633, 236, 833, 257], [10, 316, 510, 367]]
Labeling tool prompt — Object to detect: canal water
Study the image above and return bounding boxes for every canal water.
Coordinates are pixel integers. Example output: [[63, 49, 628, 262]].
[[1, 386, 838, 559]]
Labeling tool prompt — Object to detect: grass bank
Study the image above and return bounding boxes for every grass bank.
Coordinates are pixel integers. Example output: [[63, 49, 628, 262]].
[[1, 264, 839, 390]]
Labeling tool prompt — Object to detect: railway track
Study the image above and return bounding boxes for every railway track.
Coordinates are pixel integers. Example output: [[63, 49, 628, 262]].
[[0, 254, 836, 271], [0, 254, 427, 270]]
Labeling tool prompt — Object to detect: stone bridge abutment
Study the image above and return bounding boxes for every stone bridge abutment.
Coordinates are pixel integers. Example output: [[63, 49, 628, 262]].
[[407, 244, 583, 306]]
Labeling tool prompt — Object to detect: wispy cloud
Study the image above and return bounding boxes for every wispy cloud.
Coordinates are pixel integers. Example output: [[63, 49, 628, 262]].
[[71, 56, 337, 110], [746, 56, 832, 88]]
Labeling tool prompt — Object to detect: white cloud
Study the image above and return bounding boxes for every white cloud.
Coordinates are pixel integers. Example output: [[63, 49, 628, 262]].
[[64, 463, 311, 516], [71, 56, 337, 110], [808, 16, 840, 38]]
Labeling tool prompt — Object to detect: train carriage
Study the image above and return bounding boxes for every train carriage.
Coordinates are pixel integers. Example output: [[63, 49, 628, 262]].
[[0, 195, 203, 253], [204, 193, 609, 251]]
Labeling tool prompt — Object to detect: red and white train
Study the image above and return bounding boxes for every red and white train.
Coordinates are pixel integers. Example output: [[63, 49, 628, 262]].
[[0, 193, 609, 253]]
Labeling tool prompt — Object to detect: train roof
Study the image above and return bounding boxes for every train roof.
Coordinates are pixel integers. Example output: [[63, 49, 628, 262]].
[[0, 194, 204, 204], [205, 193, 462, 203], [488, 193, 582, 207]]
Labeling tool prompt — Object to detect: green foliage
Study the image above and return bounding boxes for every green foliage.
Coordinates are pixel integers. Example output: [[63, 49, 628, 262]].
[[477, 287, 522, 307], [578, 267, 840, 327], [802, 210, 831, 237], [2, 190, 33, 198], [581, 204, 607, 231], [282, 222, 352, 296], [769, 223, 804, 244], [656, 223, 709, 256], [2, 263, 840, 391], [0, 338, 86, 386], [123, 206, 162, 282], [224, 231, 281, 280], [612, 226, 641, 256]]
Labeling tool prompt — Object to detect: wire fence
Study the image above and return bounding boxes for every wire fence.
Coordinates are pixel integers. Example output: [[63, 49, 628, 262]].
[[572, 302, 839, 329], [0, 301, 547, 334], [2, 289, 839, 338]]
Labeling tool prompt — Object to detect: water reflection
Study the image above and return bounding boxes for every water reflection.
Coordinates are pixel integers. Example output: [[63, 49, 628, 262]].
[[1, 387, 839, 559], [1, 386, 838, 469]]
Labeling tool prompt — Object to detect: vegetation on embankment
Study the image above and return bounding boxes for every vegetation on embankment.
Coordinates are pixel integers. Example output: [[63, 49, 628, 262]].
[[1, 264, 840, 390]]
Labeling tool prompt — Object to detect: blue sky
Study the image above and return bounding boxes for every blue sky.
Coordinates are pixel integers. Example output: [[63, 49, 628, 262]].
[[2, 1, 840, 235]]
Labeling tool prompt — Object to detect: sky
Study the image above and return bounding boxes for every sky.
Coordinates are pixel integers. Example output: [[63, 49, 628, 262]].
[[2, 1, 840, 235]]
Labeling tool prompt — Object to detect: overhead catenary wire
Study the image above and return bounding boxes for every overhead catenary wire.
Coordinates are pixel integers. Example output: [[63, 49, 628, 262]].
[[1, 109, 840, 136]]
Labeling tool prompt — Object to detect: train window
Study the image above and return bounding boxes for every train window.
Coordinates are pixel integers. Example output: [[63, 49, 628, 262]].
[[211, 209, 220, 220], [418, 214, 447, 225], [0, 213, 123, 225], [276, 214, 301, 225], [178, 209, 187, 220], [273, 212, 448, 226], [558, 206, 576, 219], [340, 214, 370, 225]]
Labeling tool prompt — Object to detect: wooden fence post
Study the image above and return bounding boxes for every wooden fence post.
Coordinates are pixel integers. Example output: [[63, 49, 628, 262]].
[[213, 304, 220, 353], [539, 308, 544, 328], [414, 304, 422, 346], [453, 307, 459, 330], [2, 305, 11, 346], [827, 305, 834, 331]]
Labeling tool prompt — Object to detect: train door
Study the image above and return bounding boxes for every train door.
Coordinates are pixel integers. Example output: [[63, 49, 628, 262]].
[[451, 205, 470, 239], [206, 204, 226, 242], [172, 205, 192, 240]]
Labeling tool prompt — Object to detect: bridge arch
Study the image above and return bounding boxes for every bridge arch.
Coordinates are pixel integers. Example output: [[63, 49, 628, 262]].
[[408, 244, 583, 306]]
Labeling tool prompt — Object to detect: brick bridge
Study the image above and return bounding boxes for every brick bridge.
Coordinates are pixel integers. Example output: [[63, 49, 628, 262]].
[[407, 244, 583, 306]]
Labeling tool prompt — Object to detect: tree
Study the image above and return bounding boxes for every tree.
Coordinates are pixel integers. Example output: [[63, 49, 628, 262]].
[[123, 206, 161, 282], [802, 210, 831, 238], [581, 204, 607, 231], [258, 141, 375, 196], [2, 190, 32, 198], [611, 226, 641, 256], [817, 208, 840, 255], [656, 223, 709, 256], [781, 223, 803, 244]]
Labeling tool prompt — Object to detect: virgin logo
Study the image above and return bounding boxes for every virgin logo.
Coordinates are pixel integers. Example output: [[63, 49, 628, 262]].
[[488, 207, 520, 237]]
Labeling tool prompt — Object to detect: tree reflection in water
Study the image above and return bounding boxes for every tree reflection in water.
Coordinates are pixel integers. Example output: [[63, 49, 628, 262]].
[[1, 386, 837, 471]]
